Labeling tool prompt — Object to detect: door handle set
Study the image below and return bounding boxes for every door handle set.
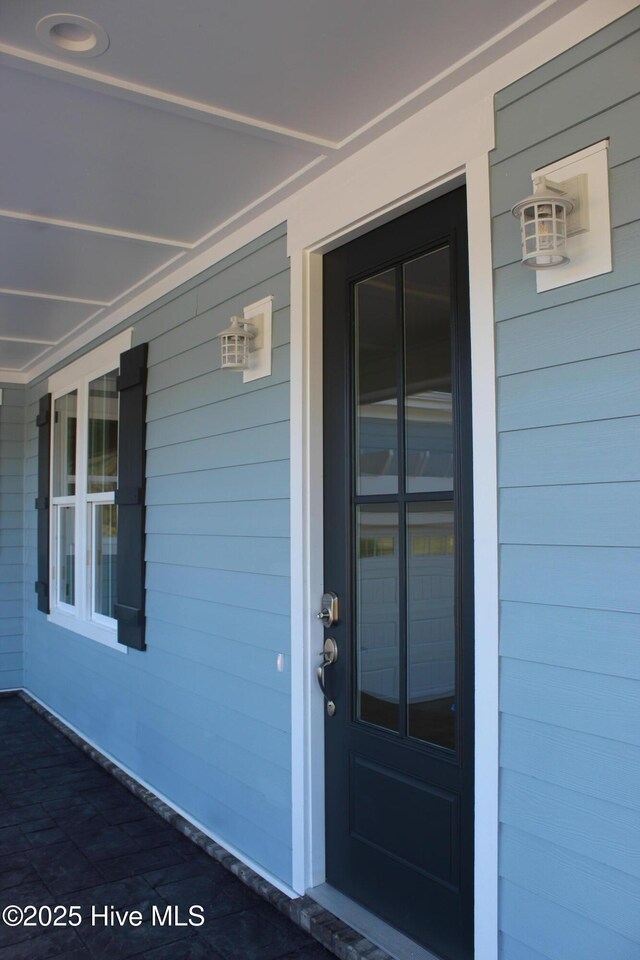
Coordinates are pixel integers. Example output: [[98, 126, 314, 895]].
[[317, 636, 338, 717]]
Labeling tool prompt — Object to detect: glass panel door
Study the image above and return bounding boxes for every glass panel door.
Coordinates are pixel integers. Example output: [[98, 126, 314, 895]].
[[352, 243, 458, 752]]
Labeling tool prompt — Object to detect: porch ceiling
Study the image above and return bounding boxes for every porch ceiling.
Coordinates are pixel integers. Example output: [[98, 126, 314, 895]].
[[0, 0, 585, 381]]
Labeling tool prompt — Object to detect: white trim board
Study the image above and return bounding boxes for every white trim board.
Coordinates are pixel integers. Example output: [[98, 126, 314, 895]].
[[288, 159, 499, 960]]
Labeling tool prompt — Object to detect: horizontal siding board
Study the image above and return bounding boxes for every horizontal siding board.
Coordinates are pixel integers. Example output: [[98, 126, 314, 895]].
[[146, 419, 289, 475], [146, 500, 289, 538], [146, 533, 289, 576], [148, 336, 289, 395], [146, 589, 290, 653], [500, 933, 553, 960], [500, 879, 640, 960], [494, 7, 640, 110], [494, 219, 640, 322], [501, 768, 640, 878], [147, 618, 292, 702], [146, 382, 290, 449], [502, 714, 640, 812], [131, 288, 198, 345], [499, 483, 640, 546], [490, 93, 640, 214], [501, 657, 640, 745], [498, 351, 640, 431], [148, 305, 290, 378], [500, 601, 640, 679], [0, 636, 22, 653], [498, 417, 640, 487], [0, 619, 22, 637], [500, 544, 639, 612], [495, 285, 640, 375], [0, 671, 22, 690], [0, 651, 22, 672], [0, 532, 22, 550], [0, 476, 23, 494], [195, 235, 288, 315], [134, 647, 290, 735], [146, 343, 289, 421], [492, 28, 640, 162], [146, 563, 289, 615], [145, 460, 289, 505], [500, 825, 640, 943]]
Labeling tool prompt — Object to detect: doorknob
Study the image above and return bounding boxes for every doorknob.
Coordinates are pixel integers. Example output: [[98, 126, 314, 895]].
[[317, 637, 338, 717], [316, 591, 339, 628]]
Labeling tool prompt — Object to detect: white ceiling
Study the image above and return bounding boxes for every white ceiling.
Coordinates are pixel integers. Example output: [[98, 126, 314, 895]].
[[0, 0, 586, 380]]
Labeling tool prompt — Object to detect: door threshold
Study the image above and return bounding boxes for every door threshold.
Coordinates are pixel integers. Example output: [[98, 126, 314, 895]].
[[309, 883, 442, 960]]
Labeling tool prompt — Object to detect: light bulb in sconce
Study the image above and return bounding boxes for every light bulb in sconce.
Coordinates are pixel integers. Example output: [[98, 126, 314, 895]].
[[512, 176, 574, 269]]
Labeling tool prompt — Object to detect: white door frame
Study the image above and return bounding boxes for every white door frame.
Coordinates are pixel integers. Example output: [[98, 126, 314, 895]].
[[288, 85, 499, 959]]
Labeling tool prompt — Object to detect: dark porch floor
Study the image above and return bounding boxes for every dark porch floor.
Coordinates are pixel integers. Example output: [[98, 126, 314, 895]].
[[0, 696, 333, 960]]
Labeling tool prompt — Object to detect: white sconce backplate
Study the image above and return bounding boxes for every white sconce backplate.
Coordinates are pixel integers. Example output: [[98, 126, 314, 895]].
[[243, 295, 273, 383], [533, 139, 611, 293]]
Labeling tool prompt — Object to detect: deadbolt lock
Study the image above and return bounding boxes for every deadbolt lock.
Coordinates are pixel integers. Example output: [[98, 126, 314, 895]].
[[316, 591, 339, 628]]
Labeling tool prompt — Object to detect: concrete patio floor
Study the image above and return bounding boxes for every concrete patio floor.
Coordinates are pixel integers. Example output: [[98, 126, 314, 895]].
[[0, 695, 334, 960]]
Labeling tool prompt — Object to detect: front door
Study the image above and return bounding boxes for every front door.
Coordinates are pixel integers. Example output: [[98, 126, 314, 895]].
[[321, 187, 473, 960]]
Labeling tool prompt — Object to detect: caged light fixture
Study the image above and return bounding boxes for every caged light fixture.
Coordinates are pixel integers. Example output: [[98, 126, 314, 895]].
[[217, 296, 274, 381], [217, 316, 256, 371], [511, 175, 575, 269]]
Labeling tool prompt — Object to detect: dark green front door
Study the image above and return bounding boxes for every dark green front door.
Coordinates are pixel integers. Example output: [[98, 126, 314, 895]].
[[322, 187, 474, 960]]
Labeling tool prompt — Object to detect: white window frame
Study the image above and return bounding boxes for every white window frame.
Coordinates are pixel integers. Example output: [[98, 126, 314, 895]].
[[47, 330, 132, 651]]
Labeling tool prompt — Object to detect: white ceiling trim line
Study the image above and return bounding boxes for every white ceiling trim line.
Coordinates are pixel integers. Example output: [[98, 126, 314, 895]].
[[0, 335, 57, 345], [0, 287, 110, 306], [335, 0, 580, 148], [0, 209, 193, 249], [0, 44, 338, 152]]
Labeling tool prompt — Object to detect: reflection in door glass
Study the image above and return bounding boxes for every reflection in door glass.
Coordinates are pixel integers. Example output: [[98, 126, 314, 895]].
[[404, 247, 453, 494], [355, 269, 398, 495], [356, 504, 399, 732], [407, 503, 456, 750]]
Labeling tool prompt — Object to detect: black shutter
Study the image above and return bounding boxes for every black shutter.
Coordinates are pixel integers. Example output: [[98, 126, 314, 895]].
[[34, 393, 52, 613], [114, 343, 148, 650]]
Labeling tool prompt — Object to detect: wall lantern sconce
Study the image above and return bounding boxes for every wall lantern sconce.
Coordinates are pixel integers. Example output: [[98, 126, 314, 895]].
[[511, 176, 575, 269], [512, 140, 612, 293], [217, 295, 273, 382], [218, 316, 256, 370]]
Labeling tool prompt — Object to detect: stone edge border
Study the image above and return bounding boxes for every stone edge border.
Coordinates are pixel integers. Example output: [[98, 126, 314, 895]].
[[17, 691, 393, 960]]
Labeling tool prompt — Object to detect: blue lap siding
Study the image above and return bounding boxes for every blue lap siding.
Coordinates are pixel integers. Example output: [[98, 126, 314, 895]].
[[0, 384, 25, 690], [23, 225, 293, 885], [491, 8, 640, 959]]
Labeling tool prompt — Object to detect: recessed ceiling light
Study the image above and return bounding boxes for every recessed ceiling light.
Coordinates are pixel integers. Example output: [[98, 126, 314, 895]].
[[35, 14, 109, 58]]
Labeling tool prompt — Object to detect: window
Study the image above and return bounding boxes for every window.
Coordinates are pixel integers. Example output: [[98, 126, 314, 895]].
[[47, 331, 131, 648]]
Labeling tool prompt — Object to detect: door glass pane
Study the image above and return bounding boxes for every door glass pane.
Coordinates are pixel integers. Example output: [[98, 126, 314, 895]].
[[355, 269, 398, 495], [404, 248, 453, 493], [407, 503, 456, 749], [58, 506, 75, 606], [53, 391, 77, 497], [356, 504, 399, 732], [94, 504, 117, 619], [88, 369, 119, 493]]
